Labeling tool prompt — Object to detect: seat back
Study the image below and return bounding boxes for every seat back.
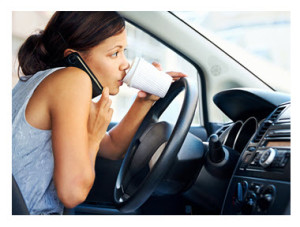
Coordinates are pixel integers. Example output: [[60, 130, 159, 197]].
[[12, 175, 29, 215]]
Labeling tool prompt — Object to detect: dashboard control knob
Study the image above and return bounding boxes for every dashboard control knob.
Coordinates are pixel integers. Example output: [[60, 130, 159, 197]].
[[208, 134, 225, 163], [263, 194, 273, 202], [236, 181, 248, 203], [259, 148, 277, 168], [254, 185, 261, 194], [242, 191, 257, 214], [257, 185, 276, 211]]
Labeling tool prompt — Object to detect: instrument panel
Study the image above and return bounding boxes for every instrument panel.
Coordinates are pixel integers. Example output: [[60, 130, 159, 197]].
[[221, 102, 290, 215]]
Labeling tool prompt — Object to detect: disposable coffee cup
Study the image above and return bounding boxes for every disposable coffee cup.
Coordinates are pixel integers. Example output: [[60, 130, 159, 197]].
[[123, 57, 173, 98]]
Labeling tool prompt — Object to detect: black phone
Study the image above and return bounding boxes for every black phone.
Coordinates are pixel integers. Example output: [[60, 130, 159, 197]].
[[64, 52, 103, 98]]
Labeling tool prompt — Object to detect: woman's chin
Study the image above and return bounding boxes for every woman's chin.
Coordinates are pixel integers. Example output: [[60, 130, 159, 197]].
[[109, 87, 119, 96]]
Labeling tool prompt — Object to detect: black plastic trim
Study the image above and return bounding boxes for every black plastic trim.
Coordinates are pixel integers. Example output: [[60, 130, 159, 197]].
[[213, 88, 290, 122]]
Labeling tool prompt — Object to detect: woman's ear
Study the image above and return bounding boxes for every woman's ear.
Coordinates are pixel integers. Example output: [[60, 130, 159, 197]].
[[63, 49, 76, 57]]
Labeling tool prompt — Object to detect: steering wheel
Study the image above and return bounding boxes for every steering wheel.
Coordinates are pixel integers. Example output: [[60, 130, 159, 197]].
[[114, 77, 198, 213]]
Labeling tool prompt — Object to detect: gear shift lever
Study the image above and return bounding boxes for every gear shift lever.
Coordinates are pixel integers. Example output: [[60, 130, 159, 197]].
[[208, 134, 225, 163]]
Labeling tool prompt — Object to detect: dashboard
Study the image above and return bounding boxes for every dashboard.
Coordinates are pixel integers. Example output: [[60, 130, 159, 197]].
[[182, 88, 290, 215], [221, 102, 290, 214], [73, 88, 291, 215]]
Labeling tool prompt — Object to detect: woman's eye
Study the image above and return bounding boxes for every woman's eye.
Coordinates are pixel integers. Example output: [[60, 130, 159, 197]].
[[112, 51, 119, 57]]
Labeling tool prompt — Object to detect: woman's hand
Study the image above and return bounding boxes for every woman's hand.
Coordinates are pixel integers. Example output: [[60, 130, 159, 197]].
[[88, 87, 113, 148], [137, 62, 187, 101]]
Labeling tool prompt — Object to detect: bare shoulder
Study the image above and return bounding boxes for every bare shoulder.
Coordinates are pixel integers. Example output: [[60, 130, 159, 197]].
[[42, 67, 93, 114], [25, 67, 92, 130], [46, 67, 93, 97]]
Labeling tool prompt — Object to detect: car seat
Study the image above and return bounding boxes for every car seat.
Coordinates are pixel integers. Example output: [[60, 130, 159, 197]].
[[12, 175, 29, 215]]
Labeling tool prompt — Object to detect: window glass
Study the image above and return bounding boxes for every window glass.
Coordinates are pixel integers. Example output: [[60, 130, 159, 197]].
[[174, 11, 290, 93], [173, 11, 290, 123], [109, 22, 201, 125]]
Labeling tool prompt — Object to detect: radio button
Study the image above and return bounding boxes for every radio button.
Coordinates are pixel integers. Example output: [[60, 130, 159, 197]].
[[250, 152, 261, 166], [247, 146, 257, 152], [279, 153, 289, 167], [259, 148, 277, 168]]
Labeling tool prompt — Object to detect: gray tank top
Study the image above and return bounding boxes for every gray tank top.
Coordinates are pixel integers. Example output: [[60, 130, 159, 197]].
[[12, 67, 64, 214]]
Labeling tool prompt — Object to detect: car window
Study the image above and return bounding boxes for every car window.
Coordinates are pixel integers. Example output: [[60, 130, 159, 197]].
[[173, 11, 290, 93], [109, 22, 201, 126], [173, 11, 290, 123]]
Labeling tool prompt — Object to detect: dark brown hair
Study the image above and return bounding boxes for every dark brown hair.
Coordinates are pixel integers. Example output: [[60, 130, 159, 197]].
[[17, 11, 125, 79]]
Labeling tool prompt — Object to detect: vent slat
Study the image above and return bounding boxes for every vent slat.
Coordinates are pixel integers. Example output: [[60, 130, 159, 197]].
[[252, 106, 285, 143]]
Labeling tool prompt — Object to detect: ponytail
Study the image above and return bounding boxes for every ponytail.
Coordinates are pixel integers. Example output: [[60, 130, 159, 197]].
[[17, 30, 51, 78]]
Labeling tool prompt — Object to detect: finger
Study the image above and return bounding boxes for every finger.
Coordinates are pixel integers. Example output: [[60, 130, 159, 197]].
[[152, 62, 163, 71], [97, 87, 110, 108], [108, 108, 114, 119], [171, 76, 186, 81], [101, 97, 112, 111], [104, 98, 112, 110], [137, 91, 147, 98], [102, 87, 109, 98], [102, 107, 114, 128], [103, 107, 113, 124], [166, 71, 188, 78]]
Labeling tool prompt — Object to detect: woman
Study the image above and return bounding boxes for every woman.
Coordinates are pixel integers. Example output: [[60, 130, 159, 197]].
[[12, 11, 186, 215]]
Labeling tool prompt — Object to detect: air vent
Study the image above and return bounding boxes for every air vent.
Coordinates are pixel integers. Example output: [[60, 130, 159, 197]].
[[269, 106, 285, 122], [267, 129, 290, 138], [252, 106, 286, 143], [253, 120, 272, 143]]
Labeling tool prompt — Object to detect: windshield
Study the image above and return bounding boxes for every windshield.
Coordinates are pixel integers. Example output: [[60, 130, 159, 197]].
[[173, 11, 290, 93]]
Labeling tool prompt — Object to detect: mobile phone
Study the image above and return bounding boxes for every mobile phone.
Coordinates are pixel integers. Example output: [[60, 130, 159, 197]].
[[64, 52, 103, 98]]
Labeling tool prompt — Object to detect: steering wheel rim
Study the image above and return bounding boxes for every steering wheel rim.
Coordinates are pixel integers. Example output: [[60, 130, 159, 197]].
[[114, 77, 198, 213]]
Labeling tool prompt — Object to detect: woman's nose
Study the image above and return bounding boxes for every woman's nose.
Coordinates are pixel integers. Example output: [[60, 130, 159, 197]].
[[120, 57, 130, 71]]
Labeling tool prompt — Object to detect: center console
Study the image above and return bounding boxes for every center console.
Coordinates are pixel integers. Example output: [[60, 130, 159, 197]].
[[221, 102, 291, 215]]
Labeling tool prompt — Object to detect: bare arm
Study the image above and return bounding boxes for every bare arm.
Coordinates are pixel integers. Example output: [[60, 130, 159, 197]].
[[49, 68, 112, 208], [99, 96, 155, 160], [99, 63, 187, 160]]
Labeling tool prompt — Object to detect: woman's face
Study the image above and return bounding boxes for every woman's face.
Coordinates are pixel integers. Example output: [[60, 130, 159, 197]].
[[82, 29, 129, 95]]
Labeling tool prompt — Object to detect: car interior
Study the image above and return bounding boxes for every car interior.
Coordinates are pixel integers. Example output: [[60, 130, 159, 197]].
[[12, 11, 291, 215]]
